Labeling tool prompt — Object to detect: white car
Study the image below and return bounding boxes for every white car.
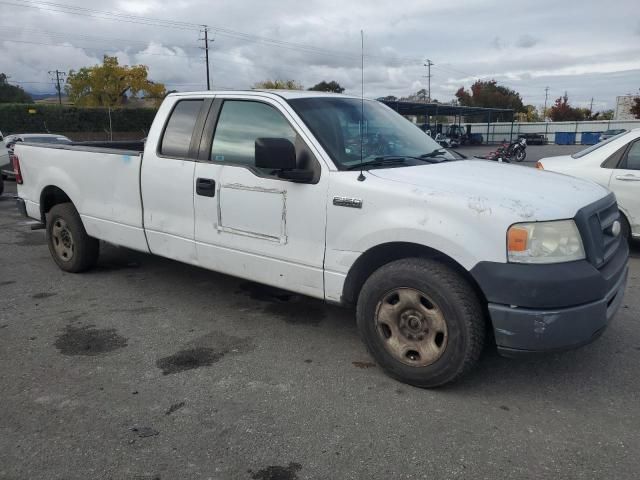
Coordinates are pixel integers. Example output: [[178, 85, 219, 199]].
[[13, 90, 629, 387], [537, 129, 640, 241]]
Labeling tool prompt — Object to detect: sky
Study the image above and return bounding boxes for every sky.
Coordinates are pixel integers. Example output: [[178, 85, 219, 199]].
[[1, 0, 639, 111]]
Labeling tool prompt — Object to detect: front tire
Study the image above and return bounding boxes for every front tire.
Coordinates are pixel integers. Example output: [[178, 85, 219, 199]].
[[356, 258, 485, 388], [515, 149, 526, 162], [46, 203, 99, 272]]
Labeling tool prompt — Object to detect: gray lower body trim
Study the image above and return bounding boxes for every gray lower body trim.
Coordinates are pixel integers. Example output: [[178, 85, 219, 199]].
[[491, 264, 628, 353]]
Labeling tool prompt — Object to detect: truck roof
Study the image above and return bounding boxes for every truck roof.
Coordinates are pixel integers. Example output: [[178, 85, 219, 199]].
[[167, 90, 362, 100]]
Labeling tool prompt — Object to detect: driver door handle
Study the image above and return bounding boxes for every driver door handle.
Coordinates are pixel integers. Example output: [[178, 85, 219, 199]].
[[196, 178, 216, 196], [615, 174, 640, 182]]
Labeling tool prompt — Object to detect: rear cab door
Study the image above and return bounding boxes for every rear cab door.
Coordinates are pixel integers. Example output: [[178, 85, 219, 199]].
[[608, 137, 640, 236], [141, 95, 211, 265], [192, 93, 330, 298]]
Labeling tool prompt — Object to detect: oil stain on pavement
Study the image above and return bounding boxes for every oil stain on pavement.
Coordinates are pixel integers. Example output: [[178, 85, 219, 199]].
[[32, 292, 57, 299], [238, 282, 326, 326], [156, 332, 253, 375], [156, 347, 224, 375], [250, 462, 302, 480], [54, 325, 128, 356]]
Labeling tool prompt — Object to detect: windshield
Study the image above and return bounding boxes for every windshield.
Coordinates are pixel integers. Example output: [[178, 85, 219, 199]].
[[288, 97, 455, 169], [571, 131, 630, 158]]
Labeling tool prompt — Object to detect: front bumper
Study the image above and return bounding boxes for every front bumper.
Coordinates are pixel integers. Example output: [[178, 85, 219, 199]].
[[471, 239, 629, 355]]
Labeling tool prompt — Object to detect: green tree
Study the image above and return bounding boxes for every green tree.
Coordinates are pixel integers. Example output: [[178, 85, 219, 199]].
[[598, 109, 614, 120], [65, 56, 166, 107], [253, 79, 303, 90], [308, 80, 345, 93], [548, 92, 586, 121], [455, 80, 525, 113], [630, 97, 640, 119], [0, 73, 33, 103]]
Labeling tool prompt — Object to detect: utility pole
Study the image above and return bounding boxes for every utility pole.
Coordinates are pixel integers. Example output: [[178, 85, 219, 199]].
[[48, 70, 66, 105], [589, 97, 594, 114], [423, 59, 434, 102], [543, 86, 550, 121], [200, 26, 213, 90]]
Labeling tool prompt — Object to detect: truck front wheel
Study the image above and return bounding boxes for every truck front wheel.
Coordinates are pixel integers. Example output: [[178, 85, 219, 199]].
[[46, 203, 99, 272], [356, 258, 485, 388]]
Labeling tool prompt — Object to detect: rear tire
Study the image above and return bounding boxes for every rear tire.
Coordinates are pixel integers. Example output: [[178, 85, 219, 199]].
[[356, 258, 485, 388], [46, 203, 99, 272]]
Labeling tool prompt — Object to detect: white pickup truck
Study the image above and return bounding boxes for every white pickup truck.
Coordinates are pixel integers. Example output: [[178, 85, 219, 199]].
[[13, 90, 629, 387]]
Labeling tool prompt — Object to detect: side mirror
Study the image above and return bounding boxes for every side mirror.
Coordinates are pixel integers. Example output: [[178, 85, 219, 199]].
[[255, 137, 314, 183], [255, 137, 296, 170]]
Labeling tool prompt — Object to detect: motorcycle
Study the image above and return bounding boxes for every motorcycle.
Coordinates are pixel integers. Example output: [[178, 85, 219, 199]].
[[476, 138, 527, 163]]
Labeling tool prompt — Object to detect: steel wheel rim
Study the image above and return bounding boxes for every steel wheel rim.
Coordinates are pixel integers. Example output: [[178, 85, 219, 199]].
[[374, 287, 448, 367], [51, 218, 74, 261]]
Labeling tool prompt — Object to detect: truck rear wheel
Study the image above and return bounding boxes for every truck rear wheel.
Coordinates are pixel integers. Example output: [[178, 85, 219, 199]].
[[46, 203, 99, 272], [356, 258, 485, 388]]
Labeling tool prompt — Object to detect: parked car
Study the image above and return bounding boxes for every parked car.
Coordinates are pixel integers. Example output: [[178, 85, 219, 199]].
[[537, 128, 639, 242], [1, 134, 72, 179], [13, 90, 628, 387], [599, 129, 626, 142]]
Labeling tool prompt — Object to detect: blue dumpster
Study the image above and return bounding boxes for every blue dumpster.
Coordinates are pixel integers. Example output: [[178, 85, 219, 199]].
[[555, 132, 576, 145], [580, 132, 601, 145]]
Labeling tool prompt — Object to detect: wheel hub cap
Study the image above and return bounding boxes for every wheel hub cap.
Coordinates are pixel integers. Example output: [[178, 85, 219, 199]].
[[51, 218, 75, 261], [374, 288, 448, 367]]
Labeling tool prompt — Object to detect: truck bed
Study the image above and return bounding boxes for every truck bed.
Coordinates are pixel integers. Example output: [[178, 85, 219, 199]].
[[15, 142, 149, 253]]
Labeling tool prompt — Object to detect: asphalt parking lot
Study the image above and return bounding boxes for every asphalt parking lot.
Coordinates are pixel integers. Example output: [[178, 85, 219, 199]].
[[1, 166, 639, 479]]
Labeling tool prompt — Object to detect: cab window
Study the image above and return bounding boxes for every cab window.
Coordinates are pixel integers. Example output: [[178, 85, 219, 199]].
[[623, 141, 640, 170], [211, 100, 297, 167], [160, 100, 204, 158]]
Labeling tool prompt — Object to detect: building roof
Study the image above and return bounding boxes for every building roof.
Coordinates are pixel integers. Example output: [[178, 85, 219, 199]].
[[380, 100, 514, 118]]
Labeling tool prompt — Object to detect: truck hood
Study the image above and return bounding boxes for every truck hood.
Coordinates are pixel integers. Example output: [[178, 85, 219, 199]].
[[368, 159, 608, 221]]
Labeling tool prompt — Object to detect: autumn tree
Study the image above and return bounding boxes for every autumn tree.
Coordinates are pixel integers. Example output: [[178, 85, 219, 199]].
[[65, 56, 166, 107], [308, 80, 345, 93], [0, 73, 33, 103], [630, 97, 640, 119], [548, 92, 586, 121], [253, 79, 303, 90], [455, 80, 525, 113]]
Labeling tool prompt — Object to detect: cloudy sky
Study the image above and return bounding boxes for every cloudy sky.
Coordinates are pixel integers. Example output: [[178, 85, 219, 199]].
[[2, 0, 639, 110]]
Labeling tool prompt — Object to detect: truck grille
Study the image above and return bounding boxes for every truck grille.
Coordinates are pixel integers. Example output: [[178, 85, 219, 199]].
[[575, 193, 622, 269]]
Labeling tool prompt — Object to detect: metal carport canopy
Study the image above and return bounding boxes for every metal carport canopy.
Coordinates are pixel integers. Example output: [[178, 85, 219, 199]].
[[379, 100, 513, 118]]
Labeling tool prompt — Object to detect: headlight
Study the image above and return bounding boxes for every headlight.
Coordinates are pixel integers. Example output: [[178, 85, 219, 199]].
[[507, 220, 585, 264]]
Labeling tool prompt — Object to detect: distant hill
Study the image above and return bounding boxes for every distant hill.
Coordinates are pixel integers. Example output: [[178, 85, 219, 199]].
[[28, 92, 58, 100]]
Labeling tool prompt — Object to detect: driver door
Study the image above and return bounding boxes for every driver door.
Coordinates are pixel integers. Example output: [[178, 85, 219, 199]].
[[193, 95, 328, 298]]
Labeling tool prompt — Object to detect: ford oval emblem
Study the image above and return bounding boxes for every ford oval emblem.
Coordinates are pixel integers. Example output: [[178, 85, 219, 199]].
[[610, 220, 621, 237]]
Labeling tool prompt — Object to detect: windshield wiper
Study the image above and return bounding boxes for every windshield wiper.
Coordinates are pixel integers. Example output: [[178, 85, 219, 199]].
[[419, 148, 453, 161], [346, 155, 446, 170]]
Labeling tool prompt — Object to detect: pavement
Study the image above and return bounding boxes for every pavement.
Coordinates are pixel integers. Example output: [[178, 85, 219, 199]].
[[1, 166, 639, 479]]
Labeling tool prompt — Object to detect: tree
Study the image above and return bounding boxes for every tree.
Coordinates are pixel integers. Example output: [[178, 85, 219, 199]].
[[630, 97, 640, 119], [308, 80, 344, 93], [517, 104, 541, 122], [599, 109, 615, 120], [548, 92, 586, 121], [65, 56, 166, 107], [253, 79, 303, 90], [455, 79, 525, 113], [0, 73, 33, 103]]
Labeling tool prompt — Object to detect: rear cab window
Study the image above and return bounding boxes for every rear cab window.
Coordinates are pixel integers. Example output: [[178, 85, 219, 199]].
[[160, 99, 204, 158]]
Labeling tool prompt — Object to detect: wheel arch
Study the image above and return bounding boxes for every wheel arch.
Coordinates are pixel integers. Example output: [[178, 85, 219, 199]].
[[40, 185, 73, 223], [341, 242, 487, 308]]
